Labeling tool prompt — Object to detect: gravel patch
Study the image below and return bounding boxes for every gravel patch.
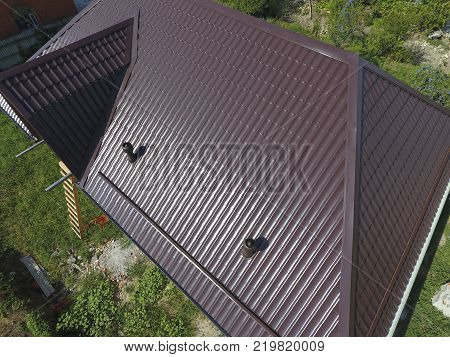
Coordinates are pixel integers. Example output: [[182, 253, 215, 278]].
[[432, 284, 450, 318], [92, 240, 143, 281], [404, 38, 450, 73], [194, 316, 223, 337]]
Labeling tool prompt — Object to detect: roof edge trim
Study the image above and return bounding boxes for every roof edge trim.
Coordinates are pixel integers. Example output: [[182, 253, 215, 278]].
[[339, 57, 364, 336], [363, 61, 450, 117], [388, 182, 450, 336], [190, 0, 358, 65]]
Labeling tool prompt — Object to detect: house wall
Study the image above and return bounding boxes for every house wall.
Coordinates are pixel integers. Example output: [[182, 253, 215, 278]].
[[0, 0, 78, 40]]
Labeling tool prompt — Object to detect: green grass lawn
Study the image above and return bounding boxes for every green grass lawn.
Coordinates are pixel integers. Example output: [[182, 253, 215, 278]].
[[0, 112, 124, 335], [0, 113, 123, 283], [402, 211, 450, 337]]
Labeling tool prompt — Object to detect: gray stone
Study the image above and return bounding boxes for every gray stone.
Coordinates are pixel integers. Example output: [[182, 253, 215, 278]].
[[439, 233, 447, 247], [432, 284, 450, 317], [428, 30, 444, 40], [94, 240, 143, 281], [444, 20, 450, 34]]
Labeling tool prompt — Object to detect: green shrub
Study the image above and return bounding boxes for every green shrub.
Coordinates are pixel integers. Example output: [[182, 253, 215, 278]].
[[121, 305, 161, 337], [413, 66, 449, 108], [158, 315, 186, 337], [25, 313, 52, 337], [217, 0, 283, 17], [121, 265, 190, 337], [365, 3, 416, 61], [327, 0, 366, 48], [132, 266, 168, 305], [371, 0, 449, 33], [121, 305, 187, 337], [325, 0, 450, 63], [56, 274, 118, 336], [364, 0, 449, 62]]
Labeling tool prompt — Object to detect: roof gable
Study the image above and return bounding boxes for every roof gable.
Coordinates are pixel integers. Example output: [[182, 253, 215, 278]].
[[0, 18, 135, 178]]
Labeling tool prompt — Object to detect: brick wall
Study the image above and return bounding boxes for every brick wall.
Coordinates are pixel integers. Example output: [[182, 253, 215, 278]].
[[0, 0, 77, 39]]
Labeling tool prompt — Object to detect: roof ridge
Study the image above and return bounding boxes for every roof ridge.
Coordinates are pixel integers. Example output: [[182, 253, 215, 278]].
[[338, 56, 364, 336]]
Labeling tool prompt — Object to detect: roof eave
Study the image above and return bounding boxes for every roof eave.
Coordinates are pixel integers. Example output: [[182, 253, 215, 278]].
[[362, 61, 450, 117]]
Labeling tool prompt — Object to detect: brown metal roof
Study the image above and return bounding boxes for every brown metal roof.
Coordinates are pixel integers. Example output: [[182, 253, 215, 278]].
[[353, 65, 450, 336], [0, 0, 448, 337]]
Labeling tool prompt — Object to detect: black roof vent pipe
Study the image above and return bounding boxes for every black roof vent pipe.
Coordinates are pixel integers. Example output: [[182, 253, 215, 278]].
[[241, 238, 257, 259], [122, 142, 137, 163]]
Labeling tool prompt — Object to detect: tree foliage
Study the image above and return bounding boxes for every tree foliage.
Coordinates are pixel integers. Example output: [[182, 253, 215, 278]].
[[121, 266, 188, 337], [217, 0, 284, 17], [131, 266, 168, 305], [327, 0, 366, 48], [413, 66, 449, 108], [326, 0, 450, 63], [25, 313, 52, 337]]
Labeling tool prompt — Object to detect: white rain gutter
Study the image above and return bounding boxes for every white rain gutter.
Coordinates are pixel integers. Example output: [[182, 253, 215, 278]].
[[388, 181, 450, 336]]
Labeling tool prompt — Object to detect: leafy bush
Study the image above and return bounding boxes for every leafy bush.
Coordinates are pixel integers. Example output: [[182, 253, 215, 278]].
[[159, 315, 186, 337], [365, 3, 417, 61], [413, 66, 449, 108], [325, 0, 450, 63], [132, 266, 168, 305], [0, 272, 25, 319], [217, 0, 284, 17], [364, 0, 449, 62], [25, 313, 52, 337], [371, 0, 449, 33], [121, 305, 187, 337], [121, 265, 191, 337], [121, 305, 161, 337], [327, 0, 366, 48], [56, 274, 118, 336]]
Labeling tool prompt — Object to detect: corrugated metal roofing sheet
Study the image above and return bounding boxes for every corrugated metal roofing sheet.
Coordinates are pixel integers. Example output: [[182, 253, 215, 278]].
[[0, 0, 449, 337], [354, 67, 450, 336]]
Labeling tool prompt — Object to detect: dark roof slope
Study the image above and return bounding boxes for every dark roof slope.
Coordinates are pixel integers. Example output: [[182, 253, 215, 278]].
[[0, 18, 134, 178], [354, 66, 450, 336], [0, 0, 448, 336]]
